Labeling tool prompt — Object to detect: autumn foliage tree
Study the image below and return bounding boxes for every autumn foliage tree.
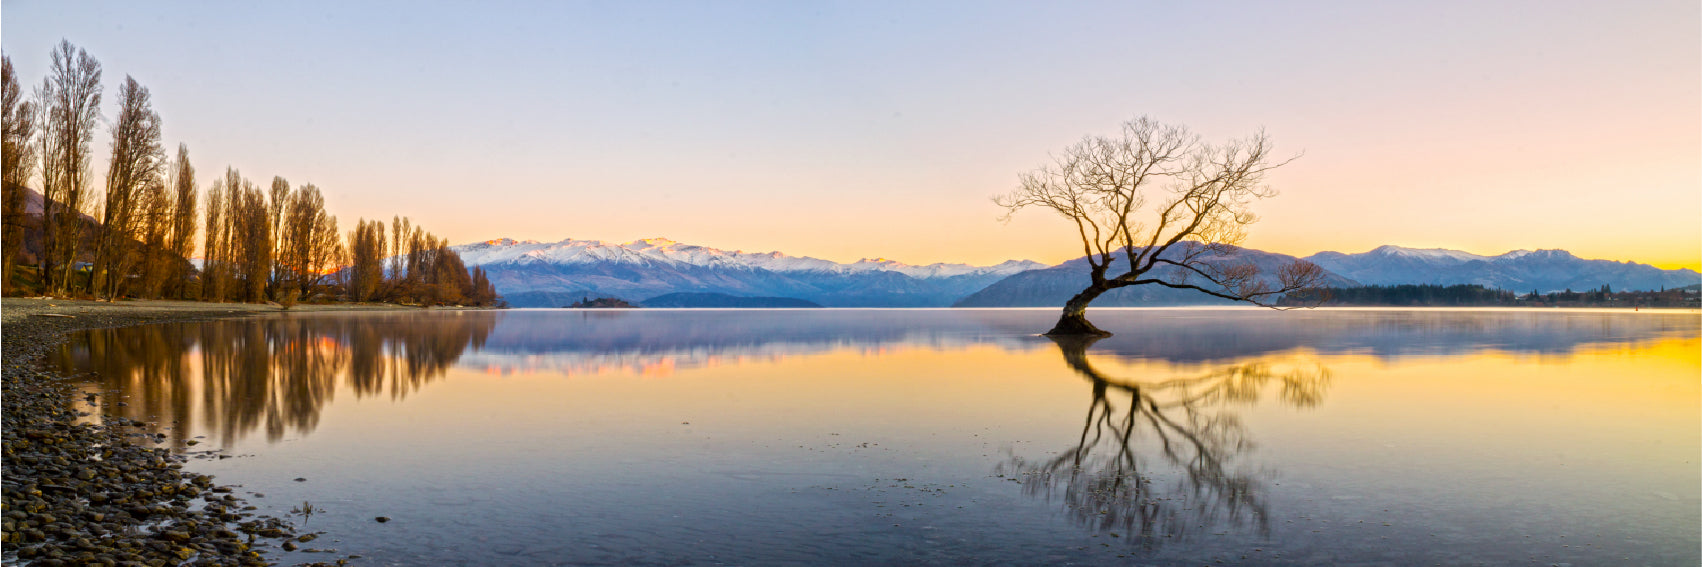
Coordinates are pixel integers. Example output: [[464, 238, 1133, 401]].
[[163, 144, 197, 298], [201, 172, 228, 301], [232, 177, 271, 302], [341, 216, 495, 306], [35, 40, 103, 294], [266, 176, 289, 290], [997, 117, 1325, 336], [3, 41, 498, 307], [346, 218, 387, 302], [93, 76, 166, 300], [132, 175, 172, 298], [1, 53, 36, 291], [274, 183, 344, 300]]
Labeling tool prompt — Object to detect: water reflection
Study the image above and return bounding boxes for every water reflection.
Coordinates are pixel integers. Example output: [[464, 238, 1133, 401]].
[[51, 312, 501, 449], [983, 309, 1698, 363], [999, 336, 1331, 546], [51, 309, 1688, 452], [467, 309, 1696, 376], [40, 309, 1696, 565]]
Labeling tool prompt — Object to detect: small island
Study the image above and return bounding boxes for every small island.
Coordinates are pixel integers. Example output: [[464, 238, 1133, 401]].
[[566, 296, 638, 308]]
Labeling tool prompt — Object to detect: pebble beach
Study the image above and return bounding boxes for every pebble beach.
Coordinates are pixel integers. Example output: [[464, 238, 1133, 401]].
[[2, 299, 415, 566]]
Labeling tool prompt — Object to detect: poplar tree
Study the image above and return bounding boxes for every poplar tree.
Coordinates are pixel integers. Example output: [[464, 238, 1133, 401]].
[[235, 178, 269, 302], [135, 176, 171, 297], [202, 177, 226, 301], [278, 182, 344, 298], [389, 215, 410, 288], [267, 175, 289, 294], [36, 40, 102, 294], [1, 54, 37, 291], [165, 144, 196, 298], [347, 218, 386, 301], [94, 75, 165, 300]]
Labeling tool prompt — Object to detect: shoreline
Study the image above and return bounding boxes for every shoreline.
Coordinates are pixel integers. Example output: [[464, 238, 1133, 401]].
[[1, 299, 427, 566]]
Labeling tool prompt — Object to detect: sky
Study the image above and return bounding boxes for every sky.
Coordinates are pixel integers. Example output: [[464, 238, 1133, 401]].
[[3, 0, 1698, 270]]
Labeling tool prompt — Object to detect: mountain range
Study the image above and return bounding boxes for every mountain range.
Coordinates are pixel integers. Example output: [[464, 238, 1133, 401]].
[[450, 238, 1044, 308], [953, 244, 1360, 307], [453, 237, 1700, 308], [1302, 245, 1700, 294]]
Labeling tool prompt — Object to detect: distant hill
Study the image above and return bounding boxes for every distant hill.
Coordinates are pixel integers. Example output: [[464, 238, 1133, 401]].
[[954, 244, 1358, 307], [451, 237, 1698, 308], [20, 186, 99, 222], [1304, 245, 1700, 293], [451, 237, 1045, 308], [7, 186, 189, 276], [641, 292, 821, 308]]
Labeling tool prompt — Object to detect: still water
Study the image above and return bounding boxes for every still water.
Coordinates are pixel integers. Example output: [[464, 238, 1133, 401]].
[[53, 308, 1700, 566]]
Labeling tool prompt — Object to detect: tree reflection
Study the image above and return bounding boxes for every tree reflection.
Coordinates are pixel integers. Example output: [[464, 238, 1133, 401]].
[[52, 312, 500, 449], [998, 336, 1330, 547]]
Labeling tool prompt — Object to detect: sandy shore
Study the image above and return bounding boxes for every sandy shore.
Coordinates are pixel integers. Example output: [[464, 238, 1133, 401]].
[[2, 298, 428, 566]]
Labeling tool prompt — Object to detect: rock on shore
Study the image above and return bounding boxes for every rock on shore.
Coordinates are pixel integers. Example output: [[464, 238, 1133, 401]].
[[1, 299, 404, 566]]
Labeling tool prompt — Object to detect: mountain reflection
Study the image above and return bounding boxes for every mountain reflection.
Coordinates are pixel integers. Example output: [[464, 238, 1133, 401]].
[[998, 336, 1331, 546], [464, 309, 1695, 377], [49, 309, 1690, 452], [51, 312, 500, 449]]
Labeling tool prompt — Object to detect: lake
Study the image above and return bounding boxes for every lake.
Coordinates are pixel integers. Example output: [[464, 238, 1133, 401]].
[[51, 308, 1700, 566]]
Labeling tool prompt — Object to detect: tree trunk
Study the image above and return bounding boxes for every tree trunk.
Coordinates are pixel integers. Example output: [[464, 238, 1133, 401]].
[[1046, 286, 1114, 336]]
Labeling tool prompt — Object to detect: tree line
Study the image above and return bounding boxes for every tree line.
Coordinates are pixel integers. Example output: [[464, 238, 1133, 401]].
[[1278, 283, 1517, 307], [1, 40, 499, 307], [1278, 283, 1698, 308]]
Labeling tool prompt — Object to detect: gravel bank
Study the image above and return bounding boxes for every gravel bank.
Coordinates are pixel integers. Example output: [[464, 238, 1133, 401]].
[[2, 299, 418, 566]]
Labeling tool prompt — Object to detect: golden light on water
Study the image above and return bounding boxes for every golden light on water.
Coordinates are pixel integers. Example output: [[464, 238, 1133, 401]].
[[49, 309, 1699, 564]]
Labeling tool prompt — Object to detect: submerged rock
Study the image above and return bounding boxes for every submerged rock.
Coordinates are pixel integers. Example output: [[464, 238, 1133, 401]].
[[2, 304, 304, 565]]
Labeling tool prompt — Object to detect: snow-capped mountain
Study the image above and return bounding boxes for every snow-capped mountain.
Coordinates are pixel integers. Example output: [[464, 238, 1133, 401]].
[[1304, 245, 1700, 292], [452, 237, 1046, 307], [953, 244, 1359, 307], [458, 237, 1035, 279]]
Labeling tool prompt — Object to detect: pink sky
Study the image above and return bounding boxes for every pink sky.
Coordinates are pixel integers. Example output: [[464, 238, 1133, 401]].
[[4, 1, 1697, 269]]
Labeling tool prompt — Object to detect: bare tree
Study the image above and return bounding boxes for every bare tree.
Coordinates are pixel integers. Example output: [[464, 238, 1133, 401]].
[[277, 182, 345, 299], [2, 53, 37, 291], [35, 40, 103, 294], [94, 75, 165, 300], [235, 178, 269, 302], [165, 144, 197, 299], [204, 167, 273, 303], [277, 184, 312, 294], [390, 215, 410, 289], [347, 218, 386, 302], [267, 175, 289, 294], [997, 117, 1325, 335], [219, 168, 245, 299], [201, 176, 226, 301], [134, 176, 171, 297], [305, 214, 344, 299]]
